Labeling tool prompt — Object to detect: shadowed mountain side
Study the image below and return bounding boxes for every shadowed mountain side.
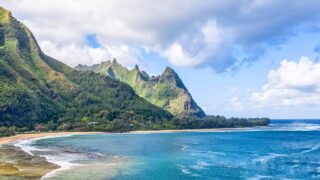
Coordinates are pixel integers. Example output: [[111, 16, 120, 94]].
[[0, 7, 172, 129], [0, 6, 269, 133], [76, 59, 206, 117]]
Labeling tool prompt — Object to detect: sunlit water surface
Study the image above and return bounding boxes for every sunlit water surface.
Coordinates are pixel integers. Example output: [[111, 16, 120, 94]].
[[18, 120, 320, 179]]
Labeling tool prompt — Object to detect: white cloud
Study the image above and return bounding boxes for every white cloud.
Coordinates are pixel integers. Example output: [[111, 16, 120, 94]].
[[164, 42, 195, 66], [252, 57, 320, 106], [1, 0, 320, 70], [229, 97, 244, 111], [40, 41, 104, 66], [164, 20, 224, 67], [40, 41, 139, 67]]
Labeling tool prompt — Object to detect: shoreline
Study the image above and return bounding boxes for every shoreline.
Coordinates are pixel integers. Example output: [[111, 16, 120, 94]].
[[0, 131, 102, 146], [0, 128, 254, 179], [130, 127, 252, 134], [0, 132, 103, 179], [0, 127, 255, 146]]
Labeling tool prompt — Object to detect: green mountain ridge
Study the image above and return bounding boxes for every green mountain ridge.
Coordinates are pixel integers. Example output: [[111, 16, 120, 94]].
[[0, 7, 172, 130], [0, 6, 269, 133], [76, 59, 206, 117]]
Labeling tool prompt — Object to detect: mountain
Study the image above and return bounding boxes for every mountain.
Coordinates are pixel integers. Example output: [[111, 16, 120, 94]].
[[0, 6, 269, 132], [0, 7, 172, 130], [76, 59, 206, 117]]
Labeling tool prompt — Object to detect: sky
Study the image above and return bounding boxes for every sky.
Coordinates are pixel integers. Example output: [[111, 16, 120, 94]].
[[1, 0, 320, 119]]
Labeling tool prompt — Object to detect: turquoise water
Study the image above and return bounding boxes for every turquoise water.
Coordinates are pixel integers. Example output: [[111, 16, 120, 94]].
[[23, 120, 320, 179]]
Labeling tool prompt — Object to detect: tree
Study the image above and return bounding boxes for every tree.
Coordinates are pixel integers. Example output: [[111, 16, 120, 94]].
[[35, 124, 46, 132]]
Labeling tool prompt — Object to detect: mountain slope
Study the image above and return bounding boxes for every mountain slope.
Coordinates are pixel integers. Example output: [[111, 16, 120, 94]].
[[0, 7, 172, 129], [76, 59, 206, 117]]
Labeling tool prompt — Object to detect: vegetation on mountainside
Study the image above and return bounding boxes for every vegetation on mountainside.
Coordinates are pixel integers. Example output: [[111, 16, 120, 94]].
[[0, 6, 269, 133], [28, 116, 270, 132], [76, 59, 206, 117], [0, 7, 172, 130], [0, 126, 15, 137], [172, 116, 270, 129]]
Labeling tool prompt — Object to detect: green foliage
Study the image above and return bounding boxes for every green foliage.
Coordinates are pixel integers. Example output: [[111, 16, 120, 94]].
[[46, 120, 58, 131], [172, 116, 270, 129], [0, 7, 270, 134], [0, 7, 172, 131], [0, 126, 15, 137], [76, 61, 206, 117]]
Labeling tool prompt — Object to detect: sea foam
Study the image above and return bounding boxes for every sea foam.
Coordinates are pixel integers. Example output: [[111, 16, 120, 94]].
[[13, 135, 83, 179]]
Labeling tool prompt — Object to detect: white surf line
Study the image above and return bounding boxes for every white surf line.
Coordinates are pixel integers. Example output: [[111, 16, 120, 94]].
[[12, 134, 85, 180], [14, 134, 78, 155]]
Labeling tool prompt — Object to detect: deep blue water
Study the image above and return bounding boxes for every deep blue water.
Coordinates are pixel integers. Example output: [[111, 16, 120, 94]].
[[25, 120, 320, 179]]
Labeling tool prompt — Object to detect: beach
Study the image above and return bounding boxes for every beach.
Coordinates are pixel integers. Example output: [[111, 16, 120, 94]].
[[0, 122, 318, 179], [0, 132, 101, 146], [0, 128, 247, 146], [0, 129, 242, 146], [0, 128, 252, 179], [0, 132, 101, 180], [0, 128, 248, 146]]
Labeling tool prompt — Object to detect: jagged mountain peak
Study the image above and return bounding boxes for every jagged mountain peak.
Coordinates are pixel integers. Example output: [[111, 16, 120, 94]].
[[76, 61, 206, 117], [134, 64, 140, 71], [161, 67, 179, 80], [162, 66, 175, 75], [112, 58, 117, 64], [158, 67, 186, 90]]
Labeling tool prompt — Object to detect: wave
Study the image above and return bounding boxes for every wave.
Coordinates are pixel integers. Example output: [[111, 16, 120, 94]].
[[13, 135, 126, 180], [14, 138, 44, 155], [40, 151, 86, 179], [248, 122, 320, 132], [13, 135, 86, 179], [277, 123, 320, 131], [189, 149, 226, 158], [252, 153, 288, 164], [247, 174, 273, 180], [190, 161, 211, 170], [14, 134, 78, 155], [300, 143, 320, 154], [176, 164, 201, 177], [181, 145, 190, 151]]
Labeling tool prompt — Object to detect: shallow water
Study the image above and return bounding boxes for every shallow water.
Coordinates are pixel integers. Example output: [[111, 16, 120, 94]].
[[0, 145, 58, 180], [22, 120, 320, 179]]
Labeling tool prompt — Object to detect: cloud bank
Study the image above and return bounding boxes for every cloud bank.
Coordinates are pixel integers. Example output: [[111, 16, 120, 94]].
[[252, 57, 320, 106], [1, 0, 320, 71]]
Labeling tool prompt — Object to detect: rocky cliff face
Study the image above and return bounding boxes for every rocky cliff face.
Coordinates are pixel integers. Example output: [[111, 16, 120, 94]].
[[76, 60, 206, 117]]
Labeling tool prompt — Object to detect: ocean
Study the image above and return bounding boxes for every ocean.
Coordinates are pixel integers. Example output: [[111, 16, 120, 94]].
[[16, 120, 320, 179]]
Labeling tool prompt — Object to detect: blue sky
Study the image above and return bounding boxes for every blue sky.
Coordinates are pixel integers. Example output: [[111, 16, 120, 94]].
[[1, 0, 320, 118], [140, 32, 320, 118]]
